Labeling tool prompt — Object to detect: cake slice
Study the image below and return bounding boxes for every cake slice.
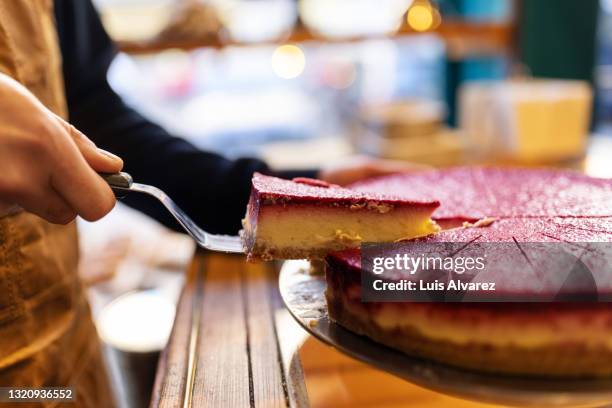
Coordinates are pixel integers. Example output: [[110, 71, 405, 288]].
[[241, 173, 440, 260]]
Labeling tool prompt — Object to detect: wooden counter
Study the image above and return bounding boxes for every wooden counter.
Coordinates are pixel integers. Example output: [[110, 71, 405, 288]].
[[150, 252, 308, 407], [151, 252, 502, 408]]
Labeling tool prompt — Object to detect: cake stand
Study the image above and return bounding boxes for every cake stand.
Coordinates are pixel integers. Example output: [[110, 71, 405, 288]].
[[279, 260, 612, 408]]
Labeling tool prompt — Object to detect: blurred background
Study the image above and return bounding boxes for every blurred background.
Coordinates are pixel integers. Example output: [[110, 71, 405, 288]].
[[91, 0, 612, 173], [79, 1, 612, 406]]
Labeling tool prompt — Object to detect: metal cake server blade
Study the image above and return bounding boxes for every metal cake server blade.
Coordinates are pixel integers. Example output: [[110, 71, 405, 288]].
[[101, 172, 244, 254]]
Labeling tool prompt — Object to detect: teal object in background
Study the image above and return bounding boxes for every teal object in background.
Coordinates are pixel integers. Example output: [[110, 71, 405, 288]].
[[441, 0, 512, 125], [459, 0, 512, 22], [438, 0, 511, 21], [519, 0, 598, 129], [520, 0, 598, 83], [446, 57, 507, 126], [443, 0, 598, 126], [461, 57, 507, 81]]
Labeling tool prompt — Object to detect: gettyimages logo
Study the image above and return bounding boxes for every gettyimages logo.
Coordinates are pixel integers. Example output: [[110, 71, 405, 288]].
[[360, 241, 612, 302], [371, 253, 486, 275]]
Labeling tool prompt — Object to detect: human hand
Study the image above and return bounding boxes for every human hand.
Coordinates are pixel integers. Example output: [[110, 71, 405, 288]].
[[317, 155, 430, 186], [0, 74, 123, 223]]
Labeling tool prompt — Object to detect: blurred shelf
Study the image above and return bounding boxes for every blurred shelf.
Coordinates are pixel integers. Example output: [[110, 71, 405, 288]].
[[117, 20, 514, 59]]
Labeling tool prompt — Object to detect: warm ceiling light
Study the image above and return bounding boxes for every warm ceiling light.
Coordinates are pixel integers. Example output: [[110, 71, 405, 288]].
[[407, 1, 434, 32], [271, 44, 306, 79]]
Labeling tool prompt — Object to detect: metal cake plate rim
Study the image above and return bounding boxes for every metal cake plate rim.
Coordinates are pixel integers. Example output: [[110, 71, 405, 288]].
[[279, 260, 612, 408]]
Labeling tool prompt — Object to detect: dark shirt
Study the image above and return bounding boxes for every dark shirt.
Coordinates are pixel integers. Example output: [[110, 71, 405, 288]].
[[53, 0, 315, 234]]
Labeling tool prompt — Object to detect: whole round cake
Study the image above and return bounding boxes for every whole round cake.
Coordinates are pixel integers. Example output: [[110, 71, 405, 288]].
[[325, 167, 612, 377]]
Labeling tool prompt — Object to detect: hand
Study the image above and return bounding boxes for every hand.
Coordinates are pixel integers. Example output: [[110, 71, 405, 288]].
[[317, 155, 430, 186], [0, 74, 123, 223]]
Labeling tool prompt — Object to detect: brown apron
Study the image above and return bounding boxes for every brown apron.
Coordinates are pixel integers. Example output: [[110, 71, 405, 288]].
[[0, 1, 114, 407]]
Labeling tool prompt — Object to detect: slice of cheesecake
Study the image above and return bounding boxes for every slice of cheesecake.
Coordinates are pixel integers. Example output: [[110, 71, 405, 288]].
[[241, 173, 440, 260]]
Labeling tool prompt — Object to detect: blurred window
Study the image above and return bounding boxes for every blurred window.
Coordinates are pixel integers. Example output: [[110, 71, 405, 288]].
[[100, 0, 515, 154]]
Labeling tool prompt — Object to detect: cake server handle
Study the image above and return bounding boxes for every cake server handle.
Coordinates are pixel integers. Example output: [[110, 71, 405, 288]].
[[100, 172, 245, 254], [101, 172, 133, 198]]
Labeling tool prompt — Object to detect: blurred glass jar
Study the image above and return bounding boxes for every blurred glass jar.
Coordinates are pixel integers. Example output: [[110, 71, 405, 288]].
[[213, 0, 298, 43], [300, 0, 411, 39], [95, 0, 175, 42]]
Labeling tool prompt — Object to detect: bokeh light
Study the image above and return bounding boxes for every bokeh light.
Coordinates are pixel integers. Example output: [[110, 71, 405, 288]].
[[407, 2, 434, 32], [271, 44, 306, 79]]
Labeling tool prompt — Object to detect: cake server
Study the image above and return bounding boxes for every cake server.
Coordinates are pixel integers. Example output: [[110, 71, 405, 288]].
[[101, 172, 244, 254]]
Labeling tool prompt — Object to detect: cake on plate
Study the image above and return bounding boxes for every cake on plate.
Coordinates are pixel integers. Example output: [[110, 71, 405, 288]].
[[326, 167, 612, 377], [241, 173, 440, 260]]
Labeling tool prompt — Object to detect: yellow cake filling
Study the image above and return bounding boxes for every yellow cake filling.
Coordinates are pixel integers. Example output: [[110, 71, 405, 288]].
[[251, 206, 439, 254]]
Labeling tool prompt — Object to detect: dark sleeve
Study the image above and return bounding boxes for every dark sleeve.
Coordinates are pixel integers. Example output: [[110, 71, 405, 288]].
[[54, 0, 316, 234]]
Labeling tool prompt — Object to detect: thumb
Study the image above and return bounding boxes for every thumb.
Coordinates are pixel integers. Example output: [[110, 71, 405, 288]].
[[56, 116, 123, 173]]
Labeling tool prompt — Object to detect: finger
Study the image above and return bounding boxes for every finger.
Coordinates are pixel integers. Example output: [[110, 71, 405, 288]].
[[57, 117, 123, 173], [49, 131, 117, 221], [15, 186, 77, 225]]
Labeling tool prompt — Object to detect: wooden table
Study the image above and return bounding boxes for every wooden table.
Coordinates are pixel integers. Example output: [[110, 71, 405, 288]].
[[151, 252, 502, 408], [150, 252, 309, 408]]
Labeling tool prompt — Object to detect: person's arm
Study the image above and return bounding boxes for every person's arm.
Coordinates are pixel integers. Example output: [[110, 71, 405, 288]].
[[54, 0, 429, 234], [54, 0, 310, 234]]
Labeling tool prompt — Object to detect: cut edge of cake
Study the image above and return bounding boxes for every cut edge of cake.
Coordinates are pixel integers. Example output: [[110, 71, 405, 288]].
[[241, 173, 440, 261]]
